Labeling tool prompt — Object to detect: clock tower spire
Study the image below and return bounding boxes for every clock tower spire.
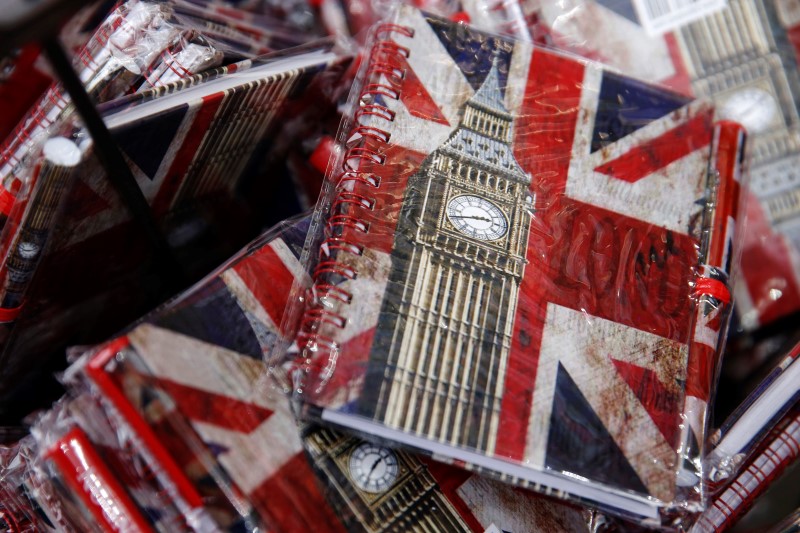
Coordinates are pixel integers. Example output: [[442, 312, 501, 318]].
[[361, 52, 532, 455]]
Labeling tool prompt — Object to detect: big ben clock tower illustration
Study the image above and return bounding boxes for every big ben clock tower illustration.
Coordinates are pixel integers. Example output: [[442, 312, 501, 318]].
[[303, 426, 470, 532], [361, 53, 532, 455]]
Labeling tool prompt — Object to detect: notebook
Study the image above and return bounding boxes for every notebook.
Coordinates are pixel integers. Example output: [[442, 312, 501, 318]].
[[691, 405, 800, 533], [287, 6, 746, 522], [514, 0, 800, 331], [0, 44, 346, 403], [56, 213, 593, 532], [78, 322, 595, 532], [706, 340, 800, 487]]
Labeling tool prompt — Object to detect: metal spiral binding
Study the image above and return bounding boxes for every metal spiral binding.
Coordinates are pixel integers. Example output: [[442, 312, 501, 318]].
[[295, 22, 414, 376]]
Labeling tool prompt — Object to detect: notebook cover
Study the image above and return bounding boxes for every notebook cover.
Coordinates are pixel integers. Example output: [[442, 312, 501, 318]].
[[64, 213, 593, 532], [288, 6, 744, 521], [83, 323, 593, 533], [509, 0, 800, 331]]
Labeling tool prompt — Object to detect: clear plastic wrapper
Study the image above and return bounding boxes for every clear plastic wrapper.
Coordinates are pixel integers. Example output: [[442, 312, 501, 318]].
[[706, 340, 800, 487], [0, 437, 67, 532], [0, 439, 54, 532], [281, 6, 748, 527], [138, 30, 225, 89], [317, 0, 461, 39], [171, 0, 312, 51], [0, 0, 181, 221], [471, 0, 800, 334], [457, 0, 532, 41], [0, 1, 118, 141], [0, 0, 321, 235], [11, 433, 99, 533], [0, 42, 349, 405], [52, 212, 595, 532], [0, 45, 56, 147], [690, 405, 800, 532]]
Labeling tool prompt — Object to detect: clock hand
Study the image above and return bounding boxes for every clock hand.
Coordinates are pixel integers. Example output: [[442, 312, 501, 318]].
[[450, 215, 492, 222], [368, 458, 382, 476]]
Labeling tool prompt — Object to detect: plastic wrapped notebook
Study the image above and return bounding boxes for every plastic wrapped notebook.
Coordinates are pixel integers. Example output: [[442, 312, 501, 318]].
[[498, 0, 800, 333], [706, 339, 800, 487], [52, 214, 593, 532], [684, 339, 800, 532], [285, 5, 747, 525], [0, 42, 348, 406]]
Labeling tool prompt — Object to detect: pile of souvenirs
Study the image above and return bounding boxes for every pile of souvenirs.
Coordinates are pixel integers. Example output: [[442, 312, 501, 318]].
[[0, 0, 799, 531]]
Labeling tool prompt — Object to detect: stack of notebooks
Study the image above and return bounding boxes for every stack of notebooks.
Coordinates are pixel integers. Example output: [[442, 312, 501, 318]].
[[6, 3, 800, 533], [0, 0, 351, 408], [0, 214, 592, 532], [3, 211, 796, 531], [287, 4, 745, 525]]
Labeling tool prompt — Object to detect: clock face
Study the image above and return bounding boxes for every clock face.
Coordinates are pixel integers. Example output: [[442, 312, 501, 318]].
[[446, 195, 508, 241], [719, 87, 778, 134], [348, 443, 399, 494]]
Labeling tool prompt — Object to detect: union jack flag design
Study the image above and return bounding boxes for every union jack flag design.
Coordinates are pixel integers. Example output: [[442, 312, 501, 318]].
[[293, 7, 744, 519], [71, 213, 591, 532], [52, 53, 336, 251], [76, 216, 316, 531]]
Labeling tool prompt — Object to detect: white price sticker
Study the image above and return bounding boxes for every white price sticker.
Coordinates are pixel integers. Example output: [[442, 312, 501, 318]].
[[632, 0, 727, 35]]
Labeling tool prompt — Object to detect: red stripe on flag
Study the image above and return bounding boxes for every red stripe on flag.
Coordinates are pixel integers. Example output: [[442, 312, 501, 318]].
[[248, 452, 347, 533], [611, 359, 682, 447], [593, 110, 713, 183], [396, 54, 450, 126], [232, 243, 296, 332], [152, 93, 223, 216], [497, 49, 585, 461], [153, 377, 274, 433], [544, 198, 696, 338]]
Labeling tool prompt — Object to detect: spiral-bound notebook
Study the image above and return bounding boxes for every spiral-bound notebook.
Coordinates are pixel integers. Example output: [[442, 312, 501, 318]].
[[706, 340, 800, 486], [60, 213, 591, 532], [289, 6, 746, 522], [693, 405, 800, 533]]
